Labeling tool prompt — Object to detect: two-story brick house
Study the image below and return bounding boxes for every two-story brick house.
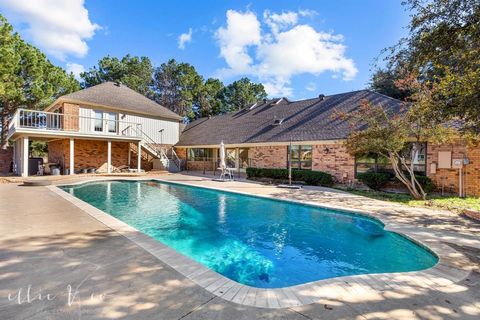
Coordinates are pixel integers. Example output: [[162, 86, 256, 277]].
[[7, 82, 183, 176]]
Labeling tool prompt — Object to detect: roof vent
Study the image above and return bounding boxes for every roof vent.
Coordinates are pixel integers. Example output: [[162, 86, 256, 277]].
[[273, 118, 284, 125], [114, 81, 121, 87], [318, 94, 325, 101]]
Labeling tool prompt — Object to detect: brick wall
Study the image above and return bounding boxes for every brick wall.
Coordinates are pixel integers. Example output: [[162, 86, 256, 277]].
[[427, 143, 480, 196], [129, 143, 154, 171], [249, 146, 287, 169], [64, 103, 79, 131], [48, 140, 67, 169], [186, 160, 216, 171], [48, 139, 129, 172], [174, 147, 217, 171], [0, 147, 13, 174], [312, 143, 355, 183], [52, 102, 80, 131], [248, 144, 355, 182], [175, 147, 187, 160]]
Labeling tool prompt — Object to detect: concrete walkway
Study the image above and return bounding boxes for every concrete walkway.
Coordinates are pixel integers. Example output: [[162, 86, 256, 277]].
[[0, 174, 479, 319]]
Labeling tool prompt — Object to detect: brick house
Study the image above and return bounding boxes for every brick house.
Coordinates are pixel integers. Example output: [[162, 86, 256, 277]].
[[7, 82, 183, 176], [175, 90, 480, 196]]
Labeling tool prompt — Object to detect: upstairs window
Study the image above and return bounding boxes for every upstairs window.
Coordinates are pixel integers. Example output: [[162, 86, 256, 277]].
[[94, 110, 103, 132]]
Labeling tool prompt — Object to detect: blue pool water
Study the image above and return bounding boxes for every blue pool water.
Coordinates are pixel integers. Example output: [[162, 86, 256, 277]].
[[61, 180, 438, 288]]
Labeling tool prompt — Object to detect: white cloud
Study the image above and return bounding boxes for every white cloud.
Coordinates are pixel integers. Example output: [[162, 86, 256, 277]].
[[214, 9, 358, 97], [178, 28, 193, 49], [215, 10, 262, 74], [0, 0, 99, 60], [263, 10, 298, 34], [298, 9, 318, 18], [66, 62, 85, 80]]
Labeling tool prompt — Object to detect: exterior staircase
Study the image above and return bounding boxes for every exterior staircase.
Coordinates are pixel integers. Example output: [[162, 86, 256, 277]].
[[131, 126, 184, 173]]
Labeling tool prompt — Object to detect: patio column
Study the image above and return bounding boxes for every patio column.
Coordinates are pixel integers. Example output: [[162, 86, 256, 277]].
[[21, 136, 29, 177], [128, 143, 131, 167], [137, 141, 141, 172], [69, 138, 74, 175], [107, 140, 112, 174]]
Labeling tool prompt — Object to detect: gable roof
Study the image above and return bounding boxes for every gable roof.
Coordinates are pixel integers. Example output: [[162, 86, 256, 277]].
[[176, 90, 404, 146], [48, 82, 182, 121]]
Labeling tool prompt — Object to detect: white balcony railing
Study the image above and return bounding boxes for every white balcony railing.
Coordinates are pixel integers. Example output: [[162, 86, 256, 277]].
[[9, 109, 142, 138]]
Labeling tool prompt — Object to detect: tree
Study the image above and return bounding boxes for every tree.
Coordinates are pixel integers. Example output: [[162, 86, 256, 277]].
[[152, 59, 204, 120], [81, 54, 153, 95], [342, 77, 455, 200], [369, 68, 412, 101], [197, 78, 225, 118], [221, 78, 267, 113], [0, 14, 79, 148], [381, 0, 480, 132]]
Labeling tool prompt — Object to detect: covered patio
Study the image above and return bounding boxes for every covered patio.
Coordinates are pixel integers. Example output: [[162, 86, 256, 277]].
[[11, 133, 143, 177]]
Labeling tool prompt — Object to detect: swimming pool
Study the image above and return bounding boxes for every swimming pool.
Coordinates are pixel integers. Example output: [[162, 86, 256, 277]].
[[61, 180, 438, 288]]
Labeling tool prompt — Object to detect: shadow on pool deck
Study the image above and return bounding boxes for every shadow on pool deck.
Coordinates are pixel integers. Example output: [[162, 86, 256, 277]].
[[0, 230, 479, 319], [0, 181, 479, 319]]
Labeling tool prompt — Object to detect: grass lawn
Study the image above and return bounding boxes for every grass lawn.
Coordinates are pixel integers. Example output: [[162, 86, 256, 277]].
[[345, 189, 480, 213]]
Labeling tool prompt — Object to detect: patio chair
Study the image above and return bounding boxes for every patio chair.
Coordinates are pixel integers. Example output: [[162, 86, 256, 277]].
[[219, 167, 234, 181]]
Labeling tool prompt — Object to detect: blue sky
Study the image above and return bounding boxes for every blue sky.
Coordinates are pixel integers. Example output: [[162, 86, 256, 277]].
[[0, 0, 410, 99]]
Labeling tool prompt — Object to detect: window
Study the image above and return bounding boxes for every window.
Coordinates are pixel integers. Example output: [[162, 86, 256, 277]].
[[238, 148, 250, 168], [288, 145, 312, 169], [107, 112, 117, 133], [404, 143, 427, 174], [187, 148, 214, 161], [94, 110, 103, 132], [355, 154, 392, 176], [354, 143, 427, 177]]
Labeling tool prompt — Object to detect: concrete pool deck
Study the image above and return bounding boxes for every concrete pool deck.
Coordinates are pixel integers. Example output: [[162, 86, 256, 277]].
[[1, 173, 479, 319]]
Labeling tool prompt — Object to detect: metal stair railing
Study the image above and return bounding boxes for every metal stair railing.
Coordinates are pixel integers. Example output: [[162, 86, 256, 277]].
[[167, 148, 184, 170], [130, 126, 181, 171]]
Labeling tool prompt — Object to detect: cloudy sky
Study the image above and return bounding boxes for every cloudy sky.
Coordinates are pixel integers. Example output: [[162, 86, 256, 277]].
[[0, 0, 409, 99]]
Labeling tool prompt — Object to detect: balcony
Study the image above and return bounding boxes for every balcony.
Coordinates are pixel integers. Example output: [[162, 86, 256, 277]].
[[8, 109, 142, 139]]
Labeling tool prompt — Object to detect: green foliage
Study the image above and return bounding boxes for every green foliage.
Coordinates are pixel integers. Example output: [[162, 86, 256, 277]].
[[152, 59, 204, 121], [356, 172, 392, 190], [412, 175, 434, 194], [220, 78, 267, 113], [80, 56, 267, 121], [369, 68, 412, 101], [197, 78, 225, 118], [81, 54, 153, 95], [342, 98, 449, 199], [380, 0, 480, 133], [345, 189, 480, 214], [0, 14, 79, 148], [30, 141, 48, 157], [246, 167, 333, 187]]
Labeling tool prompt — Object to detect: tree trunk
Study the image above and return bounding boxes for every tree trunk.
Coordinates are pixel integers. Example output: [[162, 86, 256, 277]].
[[1, 103, 11, 150], [388, 152, 425, 200]]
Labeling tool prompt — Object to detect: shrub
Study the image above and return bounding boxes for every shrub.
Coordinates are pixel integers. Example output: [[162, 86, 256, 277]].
[[246, 167, 333, 187], [357, 172, 392, 190], [414, 175, 435, 193]]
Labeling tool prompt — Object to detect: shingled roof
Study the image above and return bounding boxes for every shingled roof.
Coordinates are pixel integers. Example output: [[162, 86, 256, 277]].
[[49, 82, 182, 121], [176, 90, 404, 146]]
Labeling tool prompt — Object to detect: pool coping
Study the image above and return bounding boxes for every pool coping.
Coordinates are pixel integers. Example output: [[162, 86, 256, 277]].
[[47, 177, 474, 309]]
